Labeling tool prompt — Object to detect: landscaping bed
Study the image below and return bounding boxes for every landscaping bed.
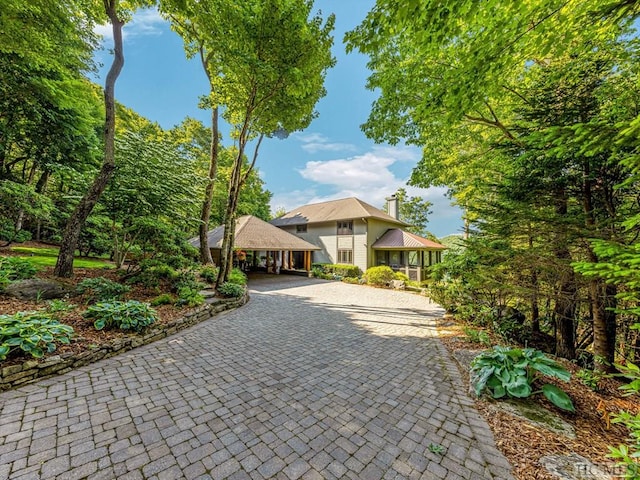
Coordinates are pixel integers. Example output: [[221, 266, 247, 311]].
[[437, 316, 640, 480]]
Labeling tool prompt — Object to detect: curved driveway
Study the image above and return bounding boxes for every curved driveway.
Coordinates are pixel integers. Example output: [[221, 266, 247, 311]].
[[0, 275, 513, 479]]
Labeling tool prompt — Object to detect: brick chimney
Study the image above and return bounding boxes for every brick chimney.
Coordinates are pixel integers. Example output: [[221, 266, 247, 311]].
[[386, 194, 399, 219]]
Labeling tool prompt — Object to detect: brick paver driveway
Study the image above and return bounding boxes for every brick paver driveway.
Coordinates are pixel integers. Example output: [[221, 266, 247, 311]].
[[0, 275, 514, 480]]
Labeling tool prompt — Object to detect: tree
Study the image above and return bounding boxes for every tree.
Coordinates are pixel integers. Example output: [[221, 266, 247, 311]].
[[382, 188, 432, 237], [166, 0, 335, 286], [54, 0, 154, 277]]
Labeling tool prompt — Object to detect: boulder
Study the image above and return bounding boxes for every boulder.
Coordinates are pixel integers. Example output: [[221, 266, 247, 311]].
[[390, 279, 405, 290], [4, 279, 72, 300]]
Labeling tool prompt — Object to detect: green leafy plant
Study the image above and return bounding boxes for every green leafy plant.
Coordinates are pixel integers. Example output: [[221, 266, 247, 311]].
[[394, 271, 410, 282], [83, 300, 157, 333], [45, 299, 76, 320], [175, 287, 204, 307], [76, 277, 130, 303], [470, 346, 575, 412], [228, 268, 247, 286], [173, 270, 204, 293], [364, 266, 395, 287], [0, 256, 37, 280], [199, 265, 219, 284], [342, 277, 359, 284], [0, 311, 73, 360], [428, 443, 445, 455], [608, 360, 640, 478], [150, 293, 175, 306], [463, 326, 491, 346], [218, 282, 245, 298], [576, 368, 604, 392]]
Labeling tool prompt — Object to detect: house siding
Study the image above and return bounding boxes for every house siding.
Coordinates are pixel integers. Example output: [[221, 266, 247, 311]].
[[366, 219, 402, 269]]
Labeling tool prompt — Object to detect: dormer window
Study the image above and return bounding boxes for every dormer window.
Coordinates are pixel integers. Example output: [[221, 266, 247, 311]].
[[296, 224, 307, 233], [337, 220, 353, 235]]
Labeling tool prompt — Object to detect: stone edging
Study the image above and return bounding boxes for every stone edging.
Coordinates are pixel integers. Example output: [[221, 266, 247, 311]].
[[0, 292, 249, 392]]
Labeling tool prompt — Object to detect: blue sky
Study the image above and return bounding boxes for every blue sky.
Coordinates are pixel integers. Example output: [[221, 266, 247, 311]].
[[93, 1, 463, 238]]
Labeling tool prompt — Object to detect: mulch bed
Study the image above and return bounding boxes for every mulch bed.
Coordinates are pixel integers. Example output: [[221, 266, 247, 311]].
[[437, 316, 639, 480], [0, 262, 197, 369]]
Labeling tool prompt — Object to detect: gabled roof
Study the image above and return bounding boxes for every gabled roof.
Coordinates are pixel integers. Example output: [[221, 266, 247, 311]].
[[190, 215, 320, 251], [372, 229, 447, 250], [270, 197, 407, 227]]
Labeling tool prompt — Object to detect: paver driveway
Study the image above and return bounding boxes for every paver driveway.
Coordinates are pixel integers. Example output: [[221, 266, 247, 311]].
[[0, 275, 514, 480]]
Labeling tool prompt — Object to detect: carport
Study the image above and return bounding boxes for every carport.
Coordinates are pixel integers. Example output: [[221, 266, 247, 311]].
[[190, 215, 320, 274]]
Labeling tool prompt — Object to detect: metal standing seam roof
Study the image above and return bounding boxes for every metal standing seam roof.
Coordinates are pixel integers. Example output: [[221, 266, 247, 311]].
[[189, 215, 320, 251], [270, 197, 407, 227], [372, 229, 447, 250]]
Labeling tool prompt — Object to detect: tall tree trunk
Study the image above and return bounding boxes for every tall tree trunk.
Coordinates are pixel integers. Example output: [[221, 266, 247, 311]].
[[199, 105, 219, 264], [54, 1, 124, 277], [553, 189, 576, 359], [216, 151, 243, 288]]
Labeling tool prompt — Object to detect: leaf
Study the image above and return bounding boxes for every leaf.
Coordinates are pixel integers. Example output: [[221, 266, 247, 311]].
[[506, 377, 532, 398], [531, 361, 571, 382], [94, 319, 106, 330], [542, 384, 575, 412]]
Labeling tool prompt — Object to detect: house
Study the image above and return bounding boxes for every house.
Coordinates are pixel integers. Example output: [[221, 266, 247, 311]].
[[271, 196, 446, 281], [190, 215, 320, 274]]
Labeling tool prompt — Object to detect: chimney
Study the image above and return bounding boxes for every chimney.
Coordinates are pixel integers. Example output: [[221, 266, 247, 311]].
[[386, 194, 399, 219]]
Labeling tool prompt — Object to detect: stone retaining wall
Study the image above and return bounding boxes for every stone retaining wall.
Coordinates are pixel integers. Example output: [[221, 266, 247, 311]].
[[0, 292, 249, 392]]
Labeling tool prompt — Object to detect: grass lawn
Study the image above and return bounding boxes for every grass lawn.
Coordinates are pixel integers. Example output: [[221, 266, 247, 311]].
[[9, 246, 114, 269]]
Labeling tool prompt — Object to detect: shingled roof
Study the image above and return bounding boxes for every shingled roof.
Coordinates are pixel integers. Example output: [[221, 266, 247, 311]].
[[190, 215, 320, 251], [270, 197, 407, 227], [372, 229, 447, 250]]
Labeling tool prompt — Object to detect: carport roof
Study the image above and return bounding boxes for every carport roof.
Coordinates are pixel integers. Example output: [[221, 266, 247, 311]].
[[189, 215, 320, 251]]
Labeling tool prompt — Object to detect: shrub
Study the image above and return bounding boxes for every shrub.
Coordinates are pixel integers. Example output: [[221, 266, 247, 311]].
[[228, 268, 247, 286], [199, 265, 219, 284], [0, 271, 10, 292], [364, 266, 395, 287], [342, 277, 359, 284], [77, 277, 130, 303], [128, 260, 178, 288], [173, 270, 204, 293], [324, 264, 362, 278], [394, 271, 410, 282], [311, 267, 324, 278], [83, 300, 157, 332], [150, 293, 175, 306], [218, 282, 245, 298], [175, 287, 205, 307], [608, 360, 640, 477], [0, 311, 73, 360], [470, 346, 574, 412], [0, 257, 37, 281], [45, 299, 76, 320], [463, 326, 491, 346]]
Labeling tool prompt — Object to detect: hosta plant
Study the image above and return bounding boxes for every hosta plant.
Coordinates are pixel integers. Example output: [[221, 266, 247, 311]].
[[76, 277, 130, 303], [0, 311, 73, 360], [83, 300, 157, 333], [470, 346, 575, 412]]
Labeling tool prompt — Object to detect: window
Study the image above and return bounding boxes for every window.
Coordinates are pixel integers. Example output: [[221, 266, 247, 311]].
[[408, 251, 419, 267], [337, 249, 353, 264], [337, 220, 353, 235], [296, 224, 307, 233]]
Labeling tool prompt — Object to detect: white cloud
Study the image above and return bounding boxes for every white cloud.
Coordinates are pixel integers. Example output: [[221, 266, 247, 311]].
[[295, 132, 357, 154], [95, 8, 166, 42], [270, 146, 464, 236]]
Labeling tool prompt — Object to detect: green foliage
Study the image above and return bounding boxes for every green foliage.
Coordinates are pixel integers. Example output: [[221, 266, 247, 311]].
[[76, 277, 130, 303], [342, 277, 360, 285], [173, 270, 204, 293], [8, 247, 112, 269], [364, 266, 395, 287], [576, 369, 604, 392], [218, 282, 245, 298], [199, 265, 219, 284], [0, 257, 37, 281], [428, 443, 445, 455], [175, 287, 205, 308], [321, 264, 362, 278], [463, 327, 491, 346], [394, 271, 410, 282], [608, 360, 640, 478], [471, 346, 574, 412], [128, 260, 178, 288], [228, 268, 247, 286], [83, 300, 157, 333], [382, 188, 432, 237], [0, 311, 73, 360], [150, 293, 175, 307]]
